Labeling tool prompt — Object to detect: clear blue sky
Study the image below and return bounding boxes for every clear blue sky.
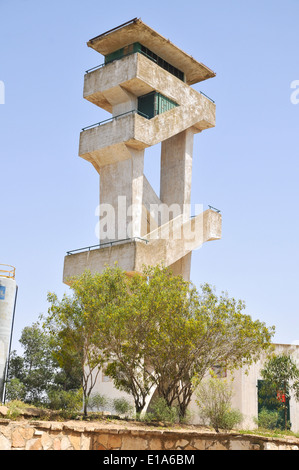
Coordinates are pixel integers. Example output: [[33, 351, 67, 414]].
[[1, 0, 298, 352]]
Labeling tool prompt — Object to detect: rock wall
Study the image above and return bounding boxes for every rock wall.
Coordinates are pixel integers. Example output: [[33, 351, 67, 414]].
[[0, 419, 299, 450]]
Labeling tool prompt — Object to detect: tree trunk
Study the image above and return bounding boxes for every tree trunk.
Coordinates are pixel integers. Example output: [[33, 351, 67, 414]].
[[134, 395, 146, 416]]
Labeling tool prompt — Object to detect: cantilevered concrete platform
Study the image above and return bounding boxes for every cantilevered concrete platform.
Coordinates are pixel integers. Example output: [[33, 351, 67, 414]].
[[63, 209, 222, 284]]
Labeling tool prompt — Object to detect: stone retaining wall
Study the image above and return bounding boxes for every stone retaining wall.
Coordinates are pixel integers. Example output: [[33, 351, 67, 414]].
[[0, 420, 298, 451]]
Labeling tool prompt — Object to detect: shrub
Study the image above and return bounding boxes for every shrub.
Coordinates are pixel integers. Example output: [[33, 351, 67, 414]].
[[254, 408, 280, 430], [219, 408, 243, 431], [87, 393, 110, 412], [5, 400, 32, 420], [47, 389, 83, 413], [5, 378, 26, 402], [142, 398, 179, 424], [193, 375, 243, 432], [113, 397, 134, 417]]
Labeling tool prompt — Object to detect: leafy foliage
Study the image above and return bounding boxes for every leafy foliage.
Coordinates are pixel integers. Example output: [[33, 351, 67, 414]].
[[47, 388, 83, 413], [100, 265, 274, 418], [18, 264, 274, 420], [193, 373, 243, 432], [254, 408, 281, 430], [259, 353, 299, 429], [87, 393, 110, 412], [6, 322, 81, 406], [45, 266, 131, 415], [148, 398, 179, 424], [112, 397, 134, 417]]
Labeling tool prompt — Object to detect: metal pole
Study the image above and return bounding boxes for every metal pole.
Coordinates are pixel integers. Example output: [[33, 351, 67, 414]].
[[2, 285, 18, 404]]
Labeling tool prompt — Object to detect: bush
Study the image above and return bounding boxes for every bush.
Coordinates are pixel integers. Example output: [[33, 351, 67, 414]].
[[142, 398, 179, 425], [193, 375, 243, 432], [219, 408, 243, 431], [5, 378, 26, 402], [47, 389, 83, 413], [87, 393, 110, 412], [112, 397, 134, 417], [255, 408, 280, 430], [5, 400, 30, 420]]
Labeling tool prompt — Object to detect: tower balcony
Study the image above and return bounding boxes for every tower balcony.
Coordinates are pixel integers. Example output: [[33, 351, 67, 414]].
[[79, 104, 215, 169], [63, 208, 222, 284], [83, 52, 215, 114]]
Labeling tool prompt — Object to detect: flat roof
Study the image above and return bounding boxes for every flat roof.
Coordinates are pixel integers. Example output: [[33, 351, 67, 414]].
[[87, 18, 216, 85]]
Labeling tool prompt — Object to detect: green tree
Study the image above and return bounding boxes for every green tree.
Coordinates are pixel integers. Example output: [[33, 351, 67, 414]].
[[5, 378, 26, 402], [45, 266, 129, 416], [98, 265, 274, 418], [6, 322, 82, 405], [260, 353, 299, 430], [136, 272, 274, 418], [43, 265, 275, 419], [7, 323, 56, 404], [98, 269, 158, 414]]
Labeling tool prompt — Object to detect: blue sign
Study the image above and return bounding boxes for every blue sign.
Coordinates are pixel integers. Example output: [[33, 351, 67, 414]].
[[0, 285, 6, 300]]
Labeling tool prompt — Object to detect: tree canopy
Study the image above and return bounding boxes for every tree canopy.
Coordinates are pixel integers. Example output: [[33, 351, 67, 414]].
[[260, 352, 299, 429], [6, 322, 81, 405], [43, 264, 275, 418]]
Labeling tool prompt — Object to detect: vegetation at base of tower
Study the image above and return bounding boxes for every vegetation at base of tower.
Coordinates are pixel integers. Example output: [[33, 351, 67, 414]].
[[43, 265, 275, 419], [6, 265, 275, 421], [6, 322, 82, 411], [45, 266, 130, 416], [258, 353, 299, 430], [193, 372, 243, 432]]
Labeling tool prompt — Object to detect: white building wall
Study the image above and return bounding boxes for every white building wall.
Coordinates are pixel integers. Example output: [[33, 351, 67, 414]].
[[229, 344, 299, 432], [87, 344, 299, 432]]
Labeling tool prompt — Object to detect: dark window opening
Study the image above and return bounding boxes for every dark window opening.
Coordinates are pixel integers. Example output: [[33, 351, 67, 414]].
[[138, 91, 178, 120], [105, 43, 185, 82]]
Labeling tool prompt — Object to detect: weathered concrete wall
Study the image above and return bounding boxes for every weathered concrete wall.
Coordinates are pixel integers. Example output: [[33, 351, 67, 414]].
[[80, 53, 216, 170], [83, 53, 215, 113], [99, 148, 145, 242], [0, 420, 298, 450], [63, 210, 222, 283]]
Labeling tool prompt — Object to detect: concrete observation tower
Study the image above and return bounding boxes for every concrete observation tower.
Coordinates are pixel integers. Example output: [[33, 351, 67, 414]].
[[0, 265, 17, 403], [63, 18, 222, 283]]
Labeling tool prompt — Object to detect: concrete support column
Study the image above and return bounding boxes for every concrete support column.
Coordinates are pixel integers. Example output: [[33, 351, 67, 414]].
[[160, 128, 194, 221], [105, 88, 137, 117], [99, 147, 144, 243], [168, 252, 192, 281], [160, 129, 194, 280]]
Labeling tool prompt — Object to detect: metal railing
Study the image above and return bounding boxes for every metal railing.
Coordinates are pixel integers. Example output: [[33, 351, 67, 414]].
[[81, 109, 149, 131], [66, 237, 149, 256], [66, 207, 221, 256], [85, 50, 158, 74], [208, 205, 221, 213], [0, 264, 16, 279], [88, 18, 139, 44], [199, 91, 215, 104]]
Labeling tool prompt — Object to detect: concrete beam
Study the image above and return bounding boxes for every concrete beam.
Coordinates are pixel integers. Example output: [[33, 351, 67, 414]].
[[79, 100, 214, 169], [63, 209, 221, 283], [84, 53, 215, 113]]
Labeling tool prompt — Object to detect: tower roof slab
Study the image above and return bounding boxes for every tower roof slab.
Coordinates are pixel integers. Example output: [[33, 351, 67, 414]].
[[87, 18, 215, 85]]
